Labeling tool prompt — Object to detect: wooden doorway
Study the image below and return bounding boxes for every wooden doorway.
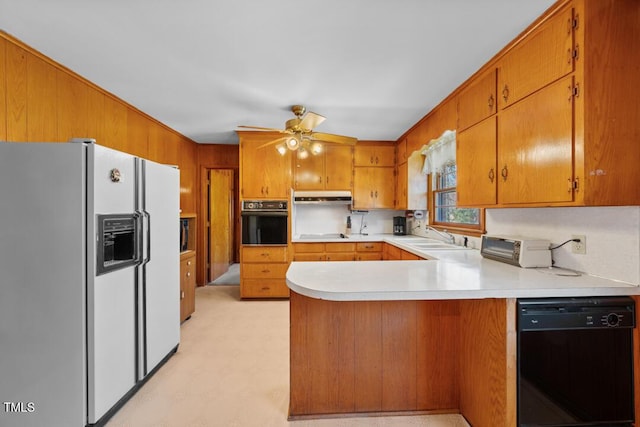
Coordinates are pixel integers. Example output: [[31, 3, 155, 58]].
[[208, 169, 234, 282]]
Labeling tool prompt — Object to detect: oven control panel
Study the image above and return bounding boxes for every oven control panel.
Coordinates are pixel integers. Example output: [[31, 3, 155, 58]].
[[242, 200, 287, 211]]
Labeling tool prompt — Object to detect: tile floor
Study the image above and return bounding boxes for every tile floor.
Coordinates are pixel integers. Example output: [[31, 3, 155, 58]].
[[106, 286, 470, 427]]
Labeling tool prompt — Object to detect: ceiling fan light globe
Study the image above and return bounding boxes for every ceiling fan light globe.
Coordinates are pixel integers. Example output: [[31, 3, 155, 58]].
[[297, 146, 309, 159], [275, 142, 287, 156], [310, 142, 323, 155], [286, 136, 300, 150]]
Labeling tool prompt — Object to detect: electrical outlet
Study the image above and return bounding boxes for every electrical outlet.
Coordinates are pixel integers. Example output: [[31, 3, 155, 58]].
[[572, 235, 586, 254]]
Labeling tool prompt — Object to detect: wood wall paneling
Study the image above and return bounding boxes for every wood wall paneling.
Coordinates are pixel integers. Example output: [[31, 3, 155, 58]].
[[102, 95, 128, 151], [353, 301, 383, 412], [0, 37, 6, 140], [179, 139, 197, 214], [381, 301, 417, 411], [6, 42, 27, 141], [125, 107, 150, 158], [458, 298, 516, 427], [27, 53, 58, 141]]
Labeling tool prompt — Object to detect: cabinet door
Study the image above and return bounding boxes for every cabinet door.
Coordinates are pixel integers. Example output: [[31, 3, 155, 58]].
[[353, 167, 376, 208], [324, 145, 353, 190], [498, 4, 574, 109], [457, 116, 497, 206], [396, 139, 408, 165], [395, 162, 408, 209], [354, 167, 395, 209], [294, 151, 324, 190], [241, 137, 291, 199], [372, 167, 396, 208], [498, 76, 574, 204], [458, 69, 496, 131], [355, 145, 395, 167]]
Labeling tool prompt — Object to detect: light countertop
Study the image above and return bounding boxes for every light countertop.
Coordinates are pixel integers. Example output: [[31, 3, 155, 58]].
[[286, 235, 640, 301]]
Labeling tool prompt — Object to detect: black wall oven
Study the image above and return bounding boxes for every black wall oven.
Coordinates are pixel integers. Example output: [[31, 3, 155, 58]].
[[241, 200, 288, 245], [517, 297, 635, 427]]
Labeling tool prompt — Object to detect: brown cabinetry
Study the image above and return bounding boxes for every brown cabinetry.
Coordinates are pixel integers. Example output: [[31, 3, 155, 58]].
[[179, 214, 197, 323], [457, 117, 497, 207], [354, 144, 395, 167], [294, 144, 353, 190], [180, 252, 196, 322], [239, 131, 292, 199], [353, 166, 395, 209], [240, 246, 289, 298], [455, 0, 640, 207], [293, 242, 383, 262], [498, 3, 574, 109], [458, 69, 497, 132]]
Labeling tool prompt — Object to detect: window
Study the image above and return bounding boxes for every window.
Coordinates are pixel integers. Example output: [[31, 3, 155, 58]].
[[422, 130, 484, 235]]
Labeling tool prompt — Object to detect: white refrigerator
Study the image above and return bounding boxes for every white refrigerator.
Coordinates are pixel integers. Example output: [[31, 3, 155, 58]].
[[0, 141, 180, 427]]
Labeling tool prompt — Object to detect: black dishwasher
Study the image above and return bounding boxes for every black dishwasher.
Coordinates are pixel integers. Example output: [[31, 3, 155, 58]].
[[517, 297, 635, 427]]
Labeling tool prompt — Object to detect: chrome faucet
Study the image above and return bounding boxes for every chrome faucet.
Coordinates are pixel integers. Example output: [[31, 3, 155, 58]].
[[425, 225, 455, 245]]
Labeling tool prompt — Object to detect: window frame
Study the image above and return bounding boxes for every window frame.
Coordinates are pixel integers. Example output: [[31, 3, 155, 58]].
[[427, 167, 485, 237]]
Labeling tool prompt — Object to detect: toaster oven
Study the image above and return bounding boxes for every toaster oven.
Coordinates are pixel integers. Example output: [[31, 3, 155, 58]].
[[480, 235, 551, 268]]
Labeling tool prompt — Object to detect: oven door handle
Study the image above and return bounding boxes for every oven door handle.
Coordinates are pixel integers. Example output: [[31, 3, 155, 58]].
[[240, 211, 288, 217]]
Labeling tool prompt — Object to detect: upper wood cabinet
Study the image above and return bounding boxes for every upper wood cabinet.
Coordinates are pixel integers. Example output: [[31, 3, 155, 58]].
[[455, 0, 640, 207], [355, 144, 395, 167], [498, 76, 574, 205], [396, 138, 408, 165], [239, 131, 292, 199], [353, 166, 395, 209], [498, 3, 574, 109], [457, 116, 497, 207], [457, 69, 497, 132], [294, 144, 353, 191], [395, 161, 408, 210]]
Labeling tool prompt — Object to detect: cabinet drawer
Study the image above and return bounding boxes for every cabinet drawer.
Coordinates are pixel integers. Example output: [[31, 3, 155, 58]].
[[325, 252, 355, 261], [242, 263, 289, 279], [356, 242, 382, 252], [293, 243, 325, 253], [356, 252, 382, 261], [242, 246, 288, 262], [241, 279, 289, 298], [325, 242, 356, 252], [294, 253, 326, 261]]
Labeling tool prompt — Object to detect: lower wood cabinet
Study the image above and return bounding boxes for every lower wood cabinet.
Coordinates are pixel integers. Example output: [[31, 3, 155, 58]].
[[382, 242, 426, 260], [293, 242, 383, 262], [240, 246, 290, 298], [180, 251, 196, 322]]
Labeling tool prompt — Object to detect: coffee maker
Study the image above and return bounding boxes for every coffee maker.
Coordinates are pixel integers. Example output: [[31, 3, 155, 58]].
[[393, 216, 407, 235]]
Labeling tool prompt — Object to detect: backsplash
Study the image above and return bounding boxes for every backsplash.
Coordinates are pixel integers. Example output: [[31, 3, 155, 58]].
[[292, 205, 404, 236], [412, 206, 639, 285]]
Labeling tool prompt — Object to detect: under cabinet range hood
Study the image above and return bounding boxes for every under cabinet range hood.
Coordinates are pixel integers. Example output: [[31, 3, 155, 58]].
[[293, 190, 352, 205]]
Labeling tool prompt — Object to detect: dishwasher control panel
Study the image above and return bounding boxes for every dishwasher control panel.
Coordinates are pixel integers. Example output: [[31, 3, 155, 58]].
[[517, 296, 635, 331]]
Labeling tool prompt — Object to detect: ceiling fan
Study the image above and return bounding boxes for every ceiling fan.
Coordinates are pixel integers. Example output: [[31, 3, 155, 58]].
[[238, 105, 357, 158]]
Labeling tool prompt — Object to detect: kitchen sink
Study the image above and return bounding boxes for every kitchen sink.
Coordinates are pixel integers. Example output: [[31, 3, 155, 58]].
[[409, 243, 469, 250]]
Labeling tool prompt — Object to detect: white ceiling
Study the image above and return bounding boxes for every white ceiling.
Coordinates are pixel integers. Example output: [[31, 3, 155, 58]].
[[0, 0, 556, 144]]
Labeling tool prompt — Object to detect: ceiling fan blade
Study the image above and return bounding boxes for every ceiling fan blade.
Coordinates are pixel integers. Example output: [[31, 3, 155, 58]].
[[298, 112, 326, 131], [310, 132, 357, 145], [237, 125, 287, 132], [257, 136, 289, 149]]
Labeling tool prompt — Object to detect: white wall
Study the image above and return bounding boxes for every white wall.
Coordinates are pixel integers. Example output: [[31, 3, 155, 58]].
[[292, 204, 404, 236], [412, 206, 640, 285]]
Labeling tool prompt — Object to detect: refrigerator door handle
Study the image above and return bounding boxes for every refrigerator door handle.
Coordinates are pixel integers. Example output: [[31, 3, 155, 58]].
[[143, 210, 151, 264], [134, 210, 144, 265]]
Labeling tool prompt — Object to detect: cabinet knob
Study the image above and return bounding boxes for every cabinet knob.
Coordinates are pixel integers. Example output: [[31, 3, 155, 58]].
[[488, 94, 494, 110], [502, 85, 510, 103], [501, 165, 509, 182], [187, 261, 191, 266], [261, 269, 270, 273], [370, 191, 374, 198], [375, 156, 379, 164], [181, 291, 185, 299], [370, 156, 374, 164], [488, 168, 495, 183], [375, 190, 378, 198], [186, 272, 191, 277]]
